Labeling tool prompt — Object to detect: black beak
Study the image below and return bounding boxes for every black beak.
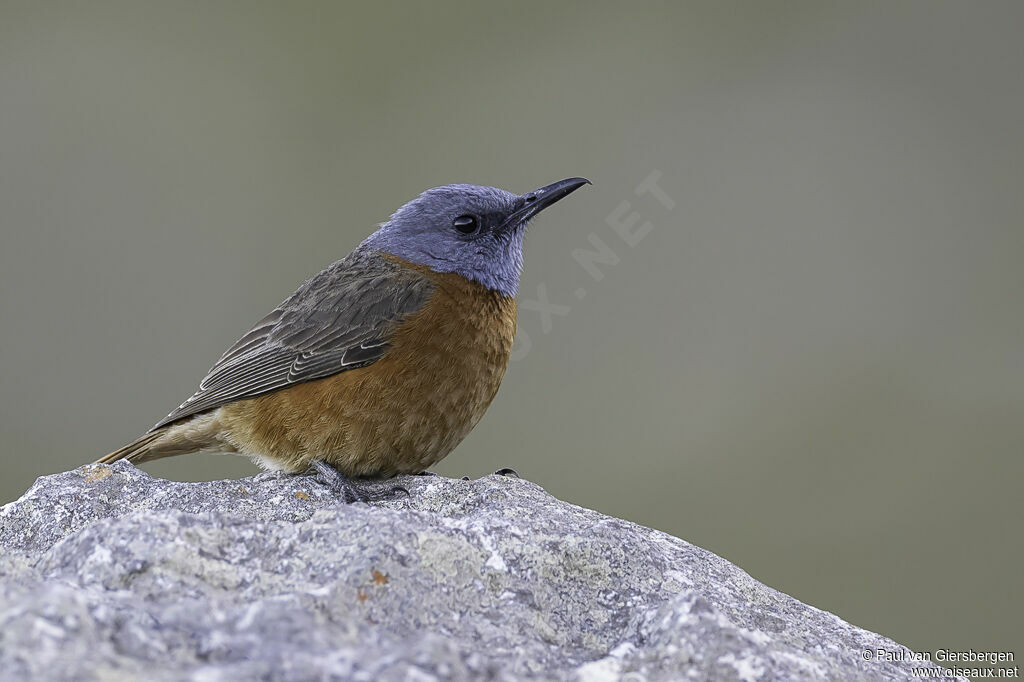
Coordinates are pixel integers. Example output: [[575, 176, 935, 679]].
[[507, 177, 591, 227]]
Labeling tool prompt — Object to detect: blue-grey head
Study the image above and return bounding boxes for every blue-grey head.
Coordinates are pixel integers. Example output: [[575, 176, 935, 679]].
[[361, 177, 590, 297]]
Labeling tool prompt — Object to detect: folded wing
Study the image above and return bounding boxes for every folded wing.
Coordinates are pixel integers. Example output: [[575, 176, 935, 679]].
[[153, 250, 434, 430]]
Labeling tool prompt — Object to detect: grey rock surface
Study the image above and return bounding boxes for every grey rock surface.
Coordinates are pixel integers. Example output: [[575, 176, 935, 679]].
[[0, 462, 958, 681]]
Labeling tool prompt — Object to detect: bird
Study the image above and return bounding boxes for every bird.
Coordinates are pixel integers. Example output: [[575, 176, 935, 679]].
[[97, 177, 590, 501]]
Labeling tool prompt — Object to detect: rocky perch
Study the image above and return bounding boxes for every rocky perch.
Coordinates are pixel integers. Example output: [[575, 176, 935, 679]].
[[0, 462, 957, 681]]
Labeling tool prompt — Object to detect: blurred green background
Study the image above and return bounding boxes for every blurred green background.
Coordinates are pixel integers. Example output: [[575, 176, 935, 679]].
[[2, 0, 1021, 662]]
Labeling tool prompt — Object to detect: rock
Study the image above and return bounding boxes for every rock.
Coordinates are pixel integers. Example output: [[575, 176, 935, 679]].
[[0, 461, 959, 681]]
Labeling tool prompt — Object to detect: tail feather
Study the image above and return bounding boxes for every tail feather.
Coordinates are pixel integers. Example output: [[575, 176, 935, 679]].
[[97, 429, 169, 465], [97, 413, 225, 466]]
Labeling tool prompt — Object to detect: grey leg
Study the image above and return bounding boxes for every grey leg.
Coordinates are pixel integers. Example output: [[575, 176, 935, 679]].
[[309, 459, 409, 503]]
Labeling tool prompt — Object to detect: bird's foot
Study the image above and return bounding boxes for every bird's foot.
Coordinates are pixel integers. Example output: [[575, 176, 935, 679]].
[[309, 459, 410, 504], [493, 467, 520, 478]]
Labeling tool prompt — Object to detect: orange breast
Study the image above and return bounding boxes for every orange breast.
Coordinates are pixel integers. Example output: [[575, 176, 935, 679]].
[[217, 262, 517, 476]]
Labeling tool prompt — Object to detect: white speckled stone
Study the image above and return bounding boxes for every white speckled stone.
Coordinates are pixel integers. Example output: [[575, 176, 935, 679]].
[[0, 461, 960, 681]]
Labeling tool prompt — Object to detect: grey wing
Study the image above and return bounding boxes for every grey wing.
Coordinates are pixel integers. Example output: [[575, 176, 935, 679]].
[[152, 251, 434, 430]]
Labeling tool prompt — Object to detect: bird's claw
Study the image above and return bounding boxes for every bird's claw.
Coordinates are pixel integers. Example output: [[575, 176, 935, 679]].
[[389, 485, 411, 498], [308, 459, 409, 503]]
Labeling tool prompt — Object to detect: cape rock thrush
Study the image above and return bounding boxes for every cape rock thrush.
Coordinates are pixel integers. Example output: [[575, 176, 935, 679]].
[[98, 178, 590, 500]]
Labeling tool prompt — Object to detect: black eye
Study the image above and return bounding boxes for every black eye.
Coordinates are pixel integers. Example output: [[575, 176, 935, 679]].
[[453, 214, 480, 234]]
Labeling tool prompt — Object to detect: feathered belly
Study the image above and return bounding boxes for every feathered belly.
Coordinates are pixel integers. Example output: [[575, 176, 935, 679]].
[[219, 275, 517, 476]]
